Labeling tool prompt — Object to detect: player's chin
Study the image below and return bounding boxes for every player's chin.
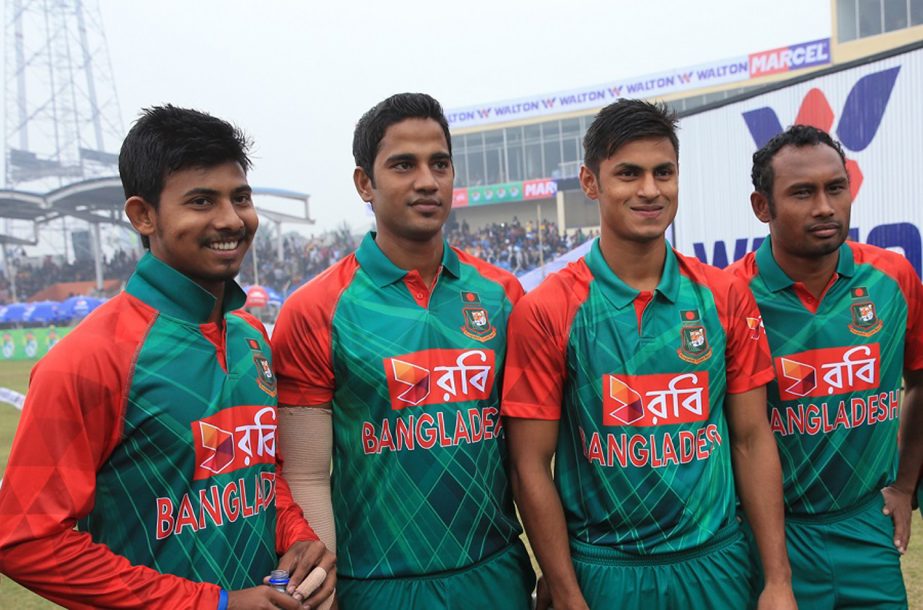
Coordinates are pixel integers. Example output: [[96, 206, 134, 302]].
[[205, 259, 246, 281], [405, 216, 446, 237]]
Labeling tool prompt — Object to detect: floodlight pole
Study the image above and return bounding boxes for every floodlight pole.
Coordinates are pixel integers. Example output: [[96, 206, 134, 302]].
[[92, 221, 103, 291], [275, 220, 284, 261]]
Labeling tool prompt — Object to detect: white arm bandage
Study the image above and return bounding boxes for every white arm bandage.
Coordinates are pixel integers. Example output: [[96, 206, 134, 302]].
[[277, 406, 335, 553]]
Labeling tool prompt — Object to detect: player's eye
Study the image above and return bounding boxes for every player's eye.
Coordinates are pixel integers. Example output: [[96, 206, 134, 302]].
[[234, 193, 254, 206], [189, 197, 211, 207], [655, 167, 675, 179]]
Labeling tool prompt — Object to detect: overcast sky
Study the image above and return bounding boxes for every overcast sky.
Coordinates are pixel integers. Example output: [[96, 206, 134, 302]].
[[29, 1, 834, 235]]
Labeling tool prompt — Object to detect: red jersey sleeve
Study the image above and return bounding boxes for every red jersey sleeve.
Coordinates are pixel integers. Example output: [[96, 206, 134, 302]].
[[720, 275, 775, 394], [0, 296, 222, 609], [272, 257, 358, 407], [502, 262, 590, 419], [850, 243, 923, 372], [902, 273, 923, 372], [885, 253, 923, 372]]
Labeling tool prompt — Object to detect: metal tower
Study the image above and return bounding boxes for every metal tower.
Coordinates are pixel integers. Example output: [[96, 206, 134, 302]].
[[3, 0, 123, 190]]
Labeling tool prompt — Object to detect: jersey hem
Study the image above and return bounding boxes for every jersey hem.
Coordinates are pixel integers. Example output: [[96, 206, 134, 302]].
[[726, 366, 775, 395], [501, 401, 561, 420]]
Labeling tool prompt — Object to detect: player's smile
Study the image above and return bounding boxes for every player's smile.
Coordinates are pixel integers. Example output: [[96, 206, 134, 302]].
[[580, 137, 678, 245], [630, 203, 666, 218], [142, 160, 258, 298]]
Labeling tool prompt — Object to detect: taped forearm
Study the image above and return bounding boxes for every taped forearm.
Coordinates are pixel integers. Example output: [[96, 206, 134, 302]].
[[277, 406, 335, 552]]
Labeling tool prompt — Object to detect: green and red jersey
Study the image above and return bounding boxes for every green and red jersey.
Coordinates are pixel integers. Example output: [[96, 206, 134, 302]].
[[0, 253, 316, 610], [272, 232, 525, 579], [502, 239, 773, 554], [729, 239, 923, 515]]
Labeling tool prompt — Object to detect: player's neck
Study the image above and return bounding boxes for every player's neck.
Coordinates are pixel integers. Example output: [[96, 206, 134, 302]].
[[773, 245, 839, 299], [206, 286, 225, 324], [375, 230, 444, 288], [599, 233, 667, 292]]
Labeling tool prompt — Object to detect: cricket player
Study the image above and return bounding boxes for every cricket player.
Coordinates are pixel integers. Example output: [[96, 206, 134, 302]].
[[502, 98, 795, 610], [272, 92, 535, 609], [729, 124, 923, 609], [0, 105, 335, 609]]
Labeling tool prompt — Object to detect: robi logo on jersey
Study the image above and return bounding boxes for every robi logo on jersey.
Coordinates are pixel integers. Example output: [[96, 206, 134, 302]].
[[776, 344, 880, 401], [603, 372, 710, 427], [742, 66, 901, 199], [384, 348, 496, 410], [191, 405, 277, 480]]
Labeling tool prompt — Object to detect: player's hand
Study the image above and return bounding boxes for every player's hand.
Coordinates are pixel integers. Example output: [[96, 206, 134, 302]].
[[756, 580, 797, 610], [533, 575, 552, 610], [227, 585, 303, 609], [275, 539, 337, 607], [881, 485, 913, 553]]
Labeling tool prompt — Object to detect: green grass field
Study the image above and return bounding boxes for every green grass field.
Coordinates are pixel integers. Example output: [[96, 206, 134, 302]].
[[0, 359, 920, 608]]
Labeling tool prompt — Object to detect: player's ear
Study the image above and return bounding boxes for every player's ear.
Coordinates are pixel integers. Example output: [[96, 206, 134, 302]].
[[124, 196, 157, 238], [751, 191, 772, 223], [579, 165, 600, 200], [354, 166, 374, 203]]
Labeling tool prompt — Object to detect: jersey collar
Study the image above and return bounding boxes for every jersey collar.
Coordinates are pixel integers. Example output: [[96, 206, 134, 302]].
[[126, 252, 246, 323], [355, 231, 460, 287], [755, 237, 855, 293], [584, 238, 680, 309]]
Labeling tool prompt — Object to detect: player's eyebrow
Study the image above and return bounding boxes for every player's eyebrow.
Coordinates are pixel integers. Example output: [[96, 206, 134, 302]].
[[181, 184, 252, 198], [612, 162, 643, 173], [384, 153, 417, 165], [783, 180, 818, 192], [182, 187, 221, 198]]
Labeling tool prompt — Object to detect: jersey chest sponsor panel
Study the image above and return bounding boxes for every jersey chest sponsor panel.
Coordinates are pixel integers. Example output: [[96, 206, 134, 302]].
[[328, 260, 521, 578], [556, 247, 739, 554], [744, 246, 908, 514], [81, 313, 280, 588]]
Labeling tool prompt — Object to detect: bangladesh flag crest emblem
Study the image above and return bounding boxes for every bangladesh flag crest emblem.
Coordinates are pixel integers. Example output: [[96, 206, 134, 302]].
[[848, 287, 882, 337], [247, 338, 277, 397], [678, 309, 712, 364], [460, 291, 496, 342]]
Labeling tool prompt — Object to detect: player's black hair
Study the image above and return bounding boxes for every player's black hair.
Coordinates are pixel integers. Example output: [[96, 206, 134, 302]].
[[751, 124, 848, 210], [119, 105, 252, 247], [352, 93, 452, 185], [583, 98, 679, 175]]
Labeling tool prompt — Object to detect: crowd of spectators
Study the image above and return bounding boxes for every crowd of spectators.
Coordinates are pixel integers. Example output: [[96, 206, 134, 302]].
[[445, 217, 594, 275], [0, 220, 596, 305], [238, 227, 358, 296], [0, 249, 138, 304], [239, 219, 595, 297]]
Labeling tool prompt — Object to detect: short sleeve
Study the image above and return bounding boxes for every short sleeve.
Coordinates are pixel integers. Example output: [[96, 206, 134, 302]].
[[272, 260, 358, 407], [501, 269, 587, 419], [900, 267, 923, 372], [723, 279, 775, 394]]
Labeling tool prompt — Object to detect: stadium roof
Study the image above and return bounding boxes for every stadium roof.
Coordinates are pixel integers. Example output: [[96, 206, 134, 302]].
[[0, 176, 314, 245]]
